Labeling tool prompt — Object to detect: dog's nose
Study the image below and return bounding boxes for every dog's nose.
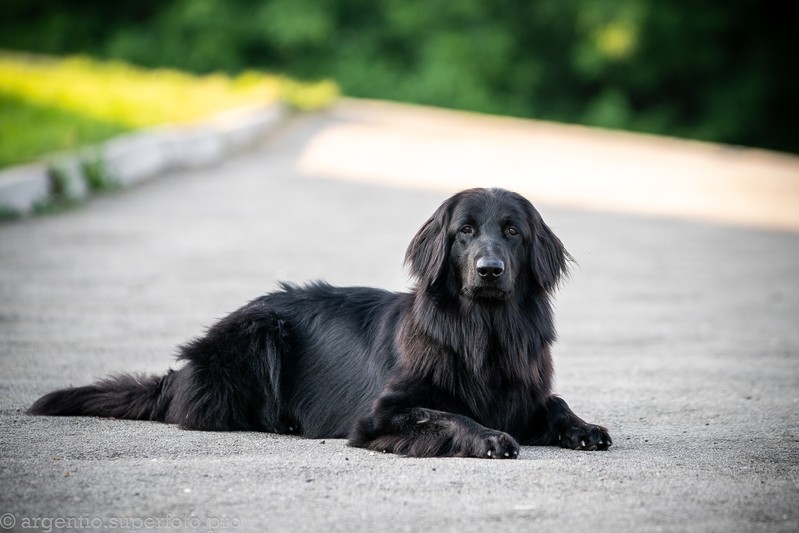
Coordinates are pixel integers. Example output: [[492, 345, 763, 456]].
[[476, 257, 505, 279]]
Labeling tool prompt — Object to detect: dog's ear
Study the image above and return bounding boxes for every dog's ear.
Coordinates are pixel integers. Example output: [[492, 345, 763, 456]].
[[529, 211, 572, 292], [405, 198, 454, 287]]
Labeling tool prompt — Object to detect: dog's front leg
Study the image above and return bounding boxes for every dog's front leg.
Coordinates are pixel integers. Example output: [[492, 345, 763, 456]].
[[542, 396, 612, 450], [349, 405, 520, 459]]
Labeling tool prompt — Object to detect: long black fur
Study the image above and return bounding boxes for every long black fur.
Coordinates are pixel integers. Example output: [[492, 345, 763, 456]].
[[29, 188, 611, 458]]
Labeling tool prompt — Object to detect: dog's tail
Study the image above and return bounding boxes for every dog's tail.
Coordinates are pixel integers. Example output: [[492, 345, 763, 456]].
[[28, 297, 288, 431], [27, 370, 178, 422]]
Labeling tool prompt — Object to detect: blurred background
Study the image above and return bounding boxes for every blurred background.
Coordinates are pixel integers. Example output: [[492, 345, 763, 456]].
[[1, 0, 797, 159]]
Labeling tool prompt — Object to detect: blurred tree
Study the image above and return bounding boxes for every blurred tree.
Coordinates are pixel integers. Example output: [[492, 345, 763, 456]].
[[1, 0, 796, 153]]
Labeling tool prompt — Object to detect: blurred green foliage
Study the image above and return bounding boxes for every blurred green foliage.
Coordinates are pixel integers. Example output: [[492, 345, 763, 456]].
[[1, 0, 796, 153]]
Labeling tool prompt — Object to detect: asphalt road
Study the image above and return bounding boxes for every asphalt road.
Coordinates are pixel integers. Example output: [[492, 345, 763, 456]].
[[1, 103, 798, 532]]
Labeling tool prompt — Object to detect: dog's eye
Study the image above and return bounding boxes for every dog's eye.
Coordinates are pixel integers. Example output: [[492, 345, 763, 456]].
[[460, 225, 474, 235], [506, 227, 519, 236]]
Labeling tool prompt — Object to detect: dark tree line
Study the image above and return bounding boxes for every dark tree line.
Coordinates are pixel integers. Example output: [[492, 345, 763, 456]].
[[2, 0, 796, 153]]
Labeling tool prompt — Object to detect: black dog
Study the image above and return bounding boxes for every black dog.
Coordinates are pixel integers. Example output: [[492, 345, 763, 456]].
[[29, 188, 611, 458]]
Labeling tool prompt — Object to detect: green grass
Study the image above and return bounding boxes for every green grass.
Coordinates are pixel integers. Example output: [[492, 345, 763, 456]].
[[0, 52, 337, 168], [0, 93, 129, 168]]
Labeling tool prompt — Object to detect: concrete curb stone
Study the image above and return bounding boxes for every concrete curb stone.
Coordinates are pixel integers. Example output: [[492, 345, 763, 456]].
[[0, 162, 50, 214], [49, 153, 90, 201], [102, 131, 172, 188], [0, 103, 290, 216]]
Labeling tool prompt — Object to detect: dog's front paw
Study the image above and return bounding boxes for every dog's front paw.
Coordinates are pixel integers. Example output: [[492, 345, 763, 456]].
[[472, 430, 520, 459], [558, 423, 612, 451]]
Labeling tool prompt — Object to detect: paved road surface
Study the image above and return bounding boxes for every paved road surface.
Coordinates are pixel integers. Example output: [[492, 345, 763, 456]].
[[1, 102, 798, 532]]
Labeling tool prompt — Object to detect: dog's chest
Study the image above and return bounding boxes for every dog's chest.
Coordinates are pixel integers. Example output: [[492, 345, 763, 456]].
[[458, 365, 539, 434]]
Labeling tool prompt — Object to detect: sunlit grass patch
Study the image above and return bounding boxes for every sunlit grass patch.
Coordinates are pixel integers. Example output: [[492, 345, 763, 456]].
[[280, 78, 340, 111], [0, 52, 338, 167], [0, 53, 283, 128]]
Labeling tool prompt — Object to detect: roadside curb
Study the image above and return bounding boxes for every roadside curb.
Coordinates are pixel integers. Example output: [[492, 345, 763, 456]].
[[0, 103, 290, 217]]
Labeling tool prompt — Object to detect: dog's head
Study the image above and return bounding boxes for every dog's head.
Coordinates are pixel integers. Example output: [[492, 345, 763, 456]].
[[406, 188, 570, 301]]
